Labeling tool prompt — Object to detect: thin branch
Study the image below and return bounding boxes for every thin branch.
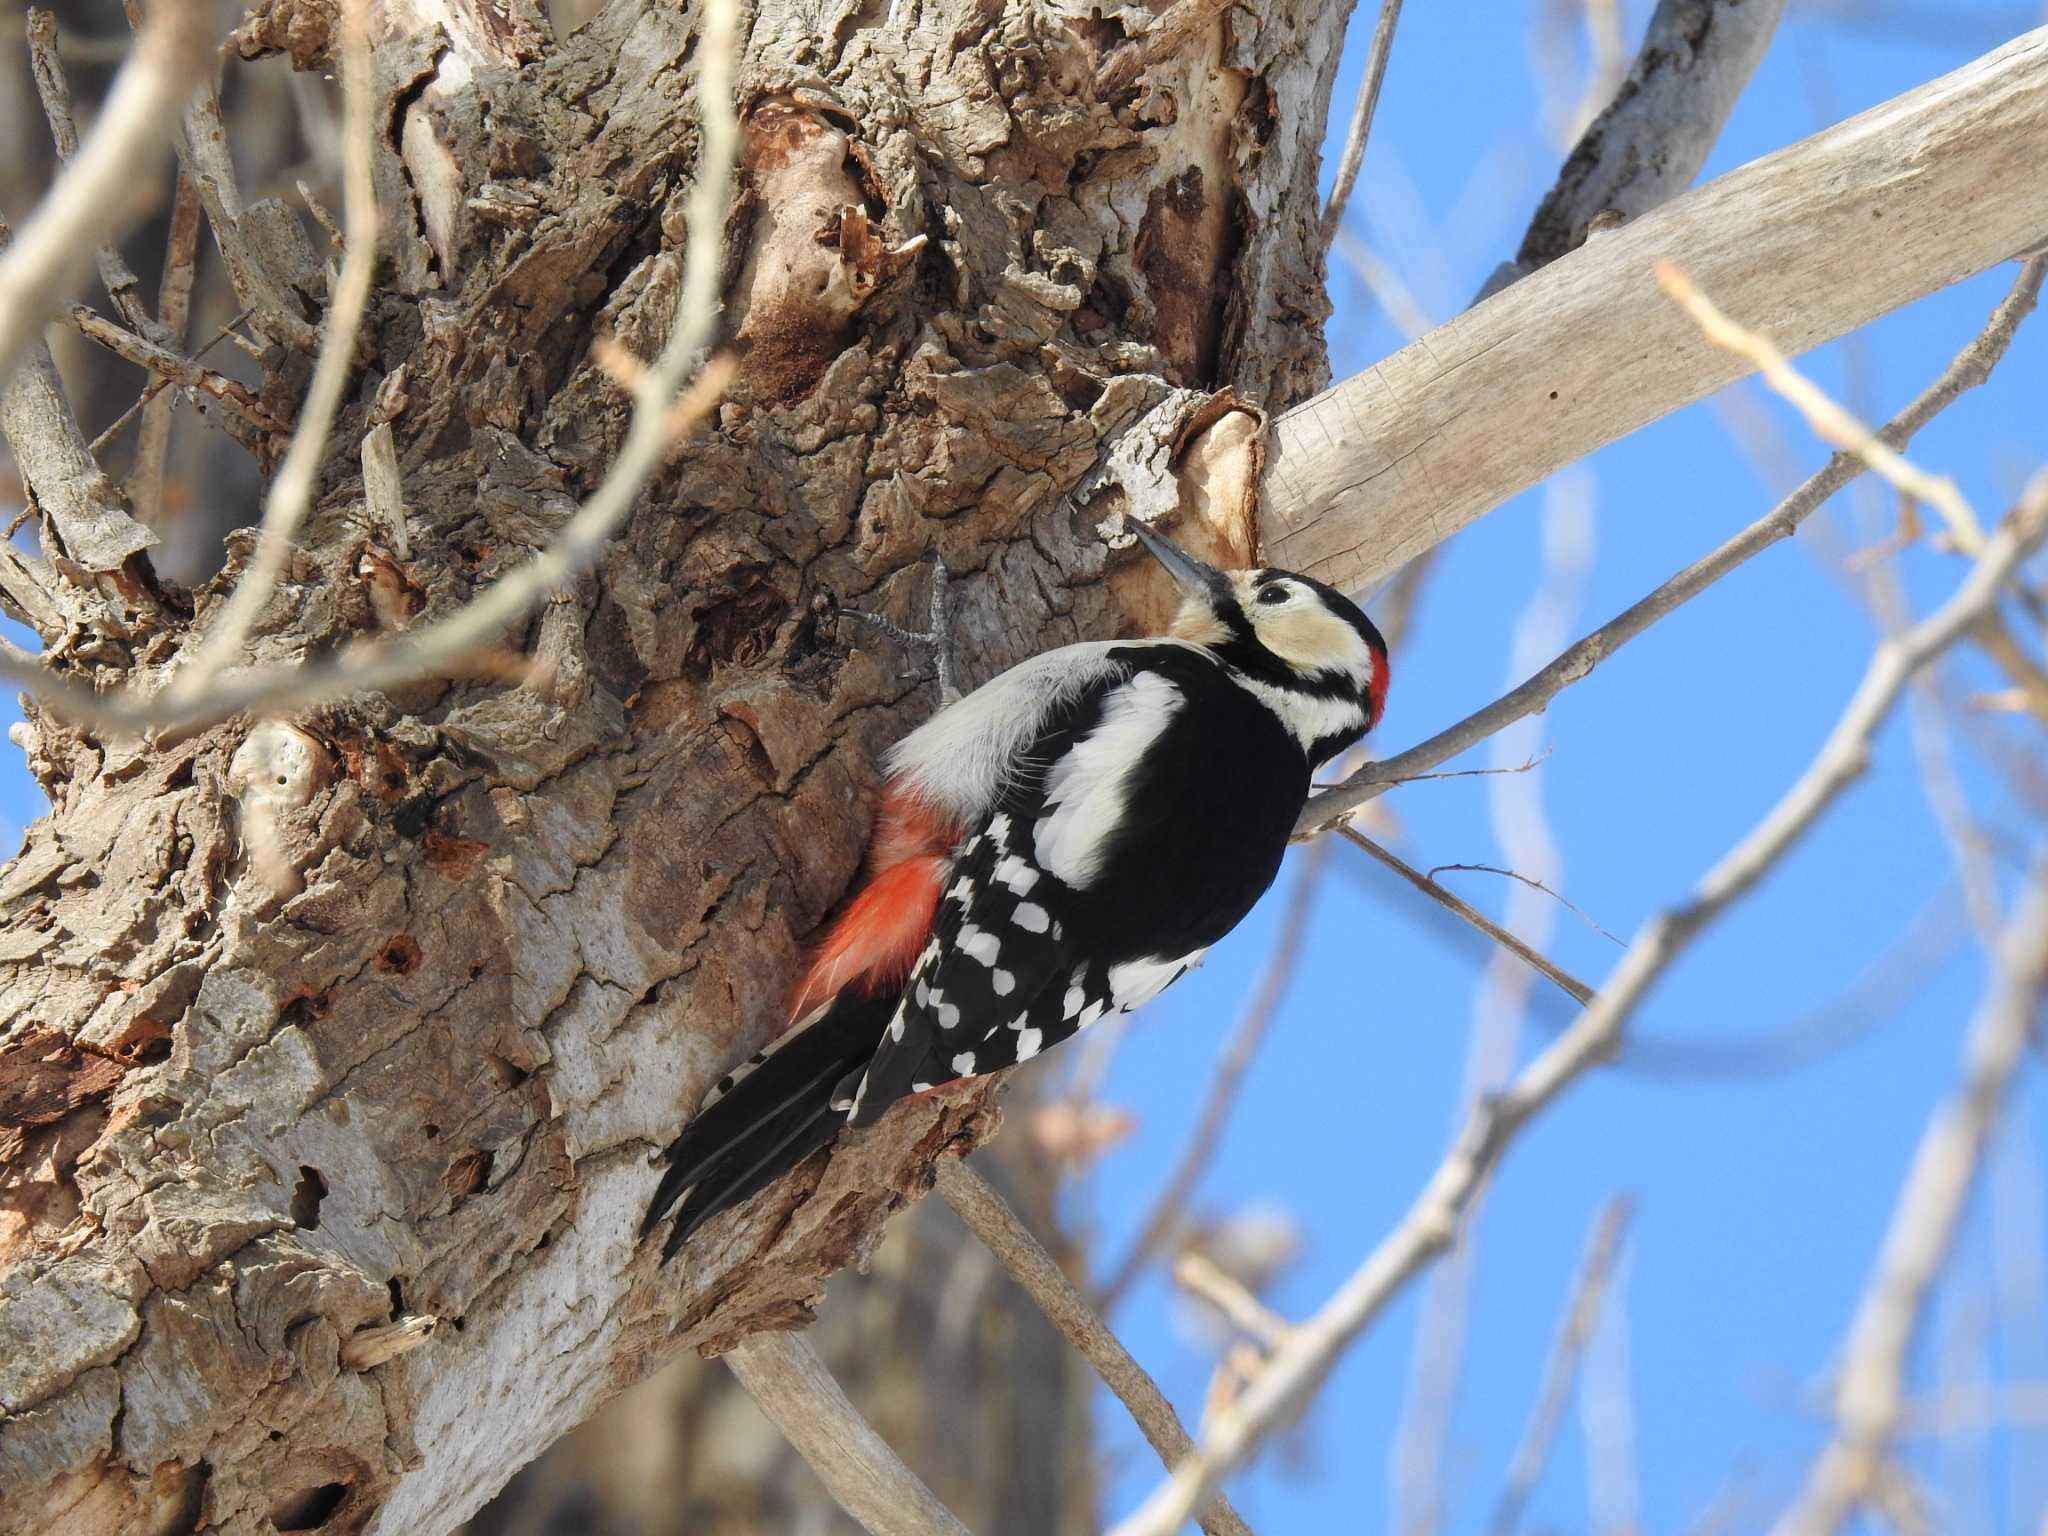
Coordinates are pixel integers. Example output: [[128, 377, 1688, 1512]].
[[1770, 861, 2048, 1536], [932, 1158, 1255, 1536], [1300, 254, 2047, 836], [1099, 842, 1332, 1306], [1424, 863, 1626, 946], [1338, 829, 1595, 1007], [125, 0, 321, 355], [1174, 1252, 1291, 1352], [67, 305, 289, 442], [1488, 1196, 1636, 1536], [159, 0, 379, 708], [1108, 475, 2048, 1536], [87, 309, 251, 458], [131, 166, 204, 525], [723, 1330, 973, 1536], [0, 0, 213, 388], [1341, 749, 1551, 791], [1317, 0, 1403, 247], [0, 0, 742, 735], [1657, 260, 1984, 553], [24, 6, 169, 341]]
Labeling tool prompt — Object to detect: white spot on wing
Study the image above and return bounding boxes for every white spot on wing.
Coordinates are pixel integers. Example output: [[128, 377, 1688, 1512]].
[[1036, 671, 1183, 887], [1107, 950, 1206, 1012], [992, 968, 1015, 996], [1013, 901, 1050, 933], [994, 855, 1040, 894], [957, 925, 1002, 967], [952, 1052, 976, 1076], [1015, 1027, 1044, 1061]]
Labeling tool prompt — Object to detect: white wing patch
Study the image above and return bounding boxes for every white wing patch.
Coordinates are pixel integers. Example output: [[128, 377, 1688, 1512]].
[[1035, 670, 1183, 888], [886, 641, 1127, 825]]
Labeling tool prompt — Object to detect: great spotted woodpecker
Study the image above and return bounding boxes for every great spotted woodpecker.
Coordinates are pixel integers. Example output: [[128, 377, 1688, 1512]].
[[643, 524, 1389, 1257]]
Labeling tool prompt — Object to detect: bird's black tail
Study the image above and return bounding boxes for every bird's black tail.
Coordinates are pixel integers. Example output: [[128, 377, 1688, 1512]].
[[642, 992, 891, 1261]]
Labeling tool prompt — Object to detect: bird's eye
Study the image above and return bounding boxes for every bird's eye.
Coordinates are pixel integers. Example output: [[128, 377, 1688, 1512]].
[[1257, 583, 1289, 605]]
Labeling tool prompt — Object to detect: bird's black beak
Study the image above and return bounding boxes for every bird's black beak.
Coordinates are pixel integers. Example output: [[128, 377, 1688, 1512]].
[[1128, 520, 1230, 604]]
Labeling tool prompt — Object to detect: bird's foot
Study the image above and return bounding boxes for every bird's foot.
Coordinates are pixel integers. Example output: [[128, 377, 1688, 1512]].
[[838, 552, 961, 705]]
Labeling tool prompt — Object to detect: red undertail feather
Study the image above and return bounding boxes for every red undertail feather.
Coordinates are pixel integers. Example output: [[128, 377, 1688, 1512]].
[[785, 788, 961, 1022]]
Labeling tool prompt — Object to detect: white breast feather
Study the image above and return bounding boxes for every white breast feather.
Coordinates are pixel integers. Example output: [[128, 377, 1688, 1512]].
[[1034, 670, 1183, 887], [885, 641, 1127, 823]]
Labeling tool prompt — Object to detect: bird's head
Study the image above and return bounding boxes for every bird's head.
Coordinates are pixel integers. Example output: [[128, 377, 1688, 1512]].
[[1129, 520, 1390, 766]]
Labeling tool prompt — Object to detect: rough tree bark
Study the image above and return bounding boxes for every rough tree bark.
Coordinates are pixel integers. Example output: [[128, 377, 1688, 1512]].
[[0, 0, 1347, 1531]]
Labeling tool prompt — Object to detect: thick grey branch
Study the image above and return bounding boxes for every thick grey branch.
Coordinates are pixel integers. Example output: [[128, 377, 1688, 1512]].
[[1299, 254, 2047, 835], [1264, 27, 2048, 597]]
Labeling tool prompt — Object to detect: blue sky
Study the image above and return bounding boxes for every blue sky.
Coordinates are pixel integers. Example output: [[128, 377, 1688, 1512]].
[[1077, 4, 2048, 1533], [5, 6, 2044, 1533]]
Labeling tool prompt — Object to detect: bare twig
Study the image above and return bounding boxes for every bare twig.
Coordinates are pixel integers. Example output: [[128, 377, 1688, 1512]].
[[0, 0, 213, 388], [131, 166, 204, 524], [1342, 750, 1551, 791], [1488, 1197, 1636, 1536], [1770, 862, 2048, 1536], [1100, 843, 1332, 1306], [1658, 261, 1984, 553], [68, 305, 289, 441], [0, 0, 739, 735], [1300, 254, 2047, 836], [87, 308, 251, 458], [1317, 0, 1403, 247], [933, 1158, 1254, 1536], [1424, 863, 1625, 946], [1108, 476, 2048, 1536], [160, 0, 378, 706], [1339, 829, 1595, 1007], [1175, 1252, 1290, 1351], [25, 7, 169, 340], [723, 1330, 973, 1536]]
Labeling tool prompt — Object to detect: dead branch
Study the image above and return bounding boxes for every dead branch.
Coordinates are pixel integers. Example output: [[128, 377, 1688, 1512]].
[[1110, 473, 2048, 1536], [1301, 254, 2048, 836], [1513, 0, 1788, 276], [1264, 29, 2048, 597], [724, 1330, 974, 1536], [1770, 863, 2048, 1536], [1316, 0, 1402, 246], [1338, 829, 1595, 1007], [933, 1158, 1255, 1536], [0, 0, 215, 387], [1488, 1196, 1636, 1536]]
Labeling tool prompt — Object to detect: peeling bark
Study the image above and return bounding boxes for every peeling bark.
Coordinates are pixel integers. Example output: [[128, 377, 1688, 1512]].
[[0, 0, 1348, 1529]]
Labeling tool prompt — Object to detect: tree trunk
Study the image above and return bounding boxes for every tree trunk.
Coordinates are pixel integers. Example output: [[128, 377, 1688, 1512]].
[[0, 0, 1347, 1530]]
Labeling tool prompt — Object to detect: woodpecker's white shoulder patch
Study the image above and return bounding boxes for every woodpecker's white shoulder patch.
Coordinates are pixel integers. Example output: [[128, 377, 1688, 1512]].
[[1034, 669, 1183, 888], [884, 641, 1127, 824]]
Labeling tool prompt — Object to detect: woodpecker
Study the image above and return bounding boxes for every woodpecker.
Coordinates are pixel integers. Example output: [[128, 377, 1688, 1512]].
[[643, 524, 1390, 1257]]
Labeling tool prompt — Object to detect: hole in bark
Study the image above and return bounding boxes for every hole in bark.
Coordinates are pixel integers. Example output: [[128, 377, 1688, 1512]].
[[447, 1149, 493, 1203], [290, 1166, 327, 1230], [489, 1055, 530, 1089], [270, 1482, 348, 1531], [423, 1123, 440, 1140], [1549, 390, 1559, 400], [164, 759, 195, 791], [388, 1277, 406, 1318], [375, 935, 421, 975], [280, 983, 338, 1028]]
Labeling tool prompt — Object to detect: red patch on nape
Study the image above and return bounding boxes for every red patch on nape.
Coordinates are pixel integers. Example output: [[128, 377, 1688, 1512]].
[[1367, 645, 1391, 731], [786, 788, 961, 1022]]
